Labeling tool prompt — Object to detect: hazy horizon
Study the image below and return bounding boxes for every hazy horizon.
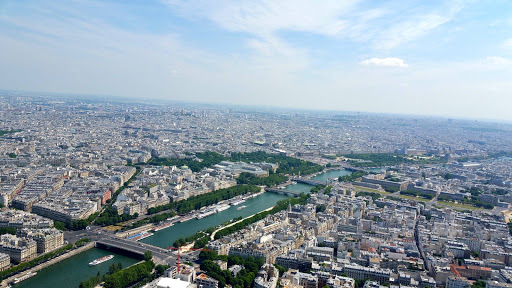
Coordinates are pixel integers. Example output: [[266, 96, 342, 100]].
[[1, 1, 511, 121], [5, 88, 512, 126]]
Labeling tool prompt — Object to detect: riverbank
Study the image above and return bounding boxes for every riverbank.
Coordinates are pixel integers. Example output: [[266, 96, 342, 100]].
[[14, 169, 334, 287], [0, 242, 95, 287], [210, 206, 274, 240], [14, 247, 139, 288], [118, 189, 269, 241], [15, 181, 316, 286], [116, 223, 154, 238], [139, 192, 290, 248]]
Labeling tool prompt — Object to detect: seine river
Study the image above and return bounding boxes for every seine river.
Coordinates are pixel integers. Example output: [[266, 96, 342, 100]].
[[21, 169, 351, 288], [139, 192, 290, 248], [15, 248, 139, 288], [310, 169, 352, 182]]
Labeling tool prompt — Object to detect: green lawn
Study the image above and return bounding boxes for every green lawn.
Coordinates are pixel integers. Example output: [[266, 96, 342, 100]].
[[398, 195, 429, 202], [353, 186, 391, 195], [437, 201, 486, 210]]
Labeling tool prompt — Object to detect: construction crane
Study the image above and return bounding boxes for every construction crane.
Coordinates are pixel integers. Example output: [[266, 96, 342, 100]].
[[168, 245, 211, 274]]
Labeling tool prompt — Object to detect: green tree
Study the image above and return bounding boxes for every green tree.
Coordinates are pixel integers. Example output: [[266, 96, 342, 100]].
[[472, 280, 486, 288], [108, 263, 122, 275], [103, 260, 154, 288], [143, 251, 152, 261], [0, 227, 17, 235], [356, 191, 382, 200], [315, 205, 326, 213], [54, 221, 66, 231], [155, 264, 169, 276]]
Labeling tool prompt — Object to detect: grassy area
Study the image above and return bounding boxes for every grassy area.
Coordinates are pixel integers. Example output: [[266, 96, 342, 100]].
[[438, 201, 486, 210], [398, 195, 429, 202], [337, 152, 446, 167], [400, 190, 434, 200], [353, 186, 391, 195], [104, 225, 123, 231], [151, 151, 324, 175]]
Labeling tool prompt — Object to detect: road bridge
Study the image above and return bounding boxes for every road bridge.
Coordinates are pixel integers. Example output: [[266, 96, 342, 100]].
[[84, 231, 177, 265], [265, 188, 301, 197], [291, 178, 326, 186], [344, 167, 368, 173]]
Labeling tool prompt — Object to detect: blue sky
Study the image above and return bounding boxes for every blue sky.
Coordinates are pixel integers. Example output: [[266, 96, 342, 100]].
[[1, 0, 512, 120]]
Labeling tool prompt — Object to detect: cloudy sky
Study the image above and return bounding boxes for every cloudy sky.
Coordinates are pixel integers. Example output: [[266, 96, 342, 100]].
[[1, 0, 511, 120]]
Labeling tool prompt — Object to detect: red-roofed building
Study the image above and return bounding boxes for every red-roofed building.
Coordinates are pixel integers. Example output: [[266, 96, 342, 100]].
[[196, 273, 219, 288], [450, 265, 492, 280]]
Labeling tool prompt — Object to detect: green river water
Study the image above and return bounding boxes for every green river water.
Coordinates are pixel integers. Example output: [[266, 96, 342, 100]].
[[15, 248, 139, 288]]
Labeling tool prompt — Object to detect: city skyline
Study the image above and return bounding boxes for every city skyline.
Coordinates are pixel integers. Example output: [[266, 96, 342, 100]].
[[1, 1, 512, 121], [3, 88, 512, 125], [1, 94, 512, 287]]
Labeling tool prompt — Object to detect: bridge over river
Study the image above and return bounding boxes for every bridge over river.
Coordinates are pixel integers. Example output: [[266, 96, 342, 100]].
[[84, 231, 177, 265], [265, 188, 302, 197], [291, 178, 327, 186]]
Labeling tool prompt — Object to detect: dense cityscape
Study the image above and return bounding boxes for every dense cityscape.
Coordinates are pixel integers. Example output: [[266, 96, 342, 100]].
[[0, 92, 511, 288]]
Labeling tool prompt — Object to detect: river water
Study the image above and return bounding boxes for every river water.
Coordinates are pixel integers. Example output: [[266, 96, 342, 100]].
[[139, 192, 289, 248], [24, 169, 352, 288], [15, 248, 139, 288], [310, 169, 351, 182], [283, 183, 316, 193]]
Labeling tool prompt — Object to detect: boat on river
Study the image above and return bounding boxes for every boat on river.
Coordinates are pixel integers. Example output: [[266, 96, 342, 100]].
[[231, 199, 246, 206], [126, 231, 153, 241], [153, 222, 174, 232], [89, 255, 114, 266], [179, 215, 195, 223], [216, 204, 230, 212], [12, 271, 37, 284], [197, 209, 217, 219]]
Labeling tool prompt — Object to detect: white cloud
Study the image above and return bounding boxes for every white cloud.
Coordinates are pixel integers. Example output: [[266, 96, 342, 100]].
[[165, 0, 466, 51], [360, 57, 408, 68], [4, 0, 512, 121], [374, 14, 451, 50], [372, 1, 466, 49], [164, 0, 359, 65], [165, 0, 360, 36]]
